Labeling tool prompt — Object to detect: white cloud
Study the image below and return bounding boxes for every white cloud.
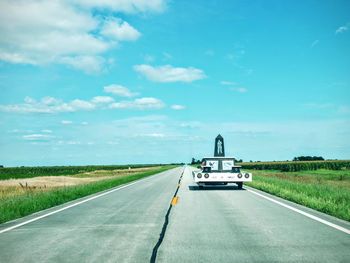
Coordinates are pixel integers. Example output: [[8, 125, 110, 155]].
[[112, 115, 167, 123], [338, 105, 350, 114], [335, 24, 349, 34], [311, 40, 319, 48], [67, 141, 81, 145], [0, 91, 168, 113], [110, 97, 165, 110], [23, 134, 54, 141], [24, 96, 37, 104], [220, 81, 248, 93], [304, 103, 333, 109], [104, 84, 138, 97], [143, 54, 155, 63], [61, 120, 73, 125], [107, 140, 120, 145], [162, 52, 172, 60], [59, 55, 106, 74], [91, 96, 115, 104], [304, 103, 350, 115], [56, 140, 93, 145], [231, 87, 248, 93], [0, 0, 166, 72], [220, 81, 237, 86], [133, 64, 206, 83], [41, 96, 60, 105], [101, 18, 141, 41], [226, 50, 245, 61], [204, 49, 214, 56], [141, 133, 165, 138], [0, 1, 107, 70], [179, 121, 202, 129], [70, 99, 96, 110], [0, 102, 49, 113], [226, 53, 235, 60], [0, 96, 96, 114], [171, 104, 186, 110], [245, 69, 253, 76], [72, 0, 167, 13], [41, 129, 53, 133]]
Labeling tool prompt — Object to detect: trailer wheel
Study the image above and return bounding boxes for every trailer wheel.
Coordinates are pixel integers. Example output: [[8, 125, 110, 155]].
[[237, 182, 243, 190]]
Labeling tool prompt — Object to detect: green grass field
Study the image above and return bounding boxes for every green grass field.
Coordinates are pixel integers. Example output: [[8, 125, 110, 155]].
[[0, 165, 176, 224], [246, 169, 350, 221]]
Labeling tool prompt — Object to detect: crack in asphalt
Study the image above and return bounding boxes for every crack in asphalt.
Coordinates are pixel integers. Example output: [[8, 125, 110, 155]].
[[150, 167, 185, 263]]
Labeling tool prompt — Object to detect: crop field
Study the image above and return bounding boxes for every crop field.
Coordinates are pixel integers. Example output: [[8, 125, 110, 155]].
[[240, 160, 350, 172], [0, 164, 164, 180], [0, 165, 176, 224], [246, 168, 350, 221]]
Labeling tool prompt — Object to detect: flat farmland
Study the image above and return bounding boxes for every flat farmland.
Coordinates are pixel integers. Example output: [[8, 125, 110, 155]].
[[0, 164, 163, 180]]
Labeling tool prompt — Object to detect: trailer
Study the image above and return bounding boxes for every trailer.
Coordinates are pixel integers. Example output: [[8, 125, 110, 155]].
[[192, 135, 252, 189]]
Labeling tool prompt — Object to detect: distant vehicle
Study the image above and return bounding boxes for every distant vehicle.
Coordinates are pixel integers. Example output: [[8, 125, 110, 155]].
[[192, 135, 252, 189]]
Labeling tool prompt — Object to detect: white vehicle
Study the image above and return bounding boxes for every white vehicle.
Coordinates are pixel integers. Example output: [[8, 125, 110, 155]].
[[192, 157, 253, 189], [192, 135, 252, 189], [192, 157, 252, 189]]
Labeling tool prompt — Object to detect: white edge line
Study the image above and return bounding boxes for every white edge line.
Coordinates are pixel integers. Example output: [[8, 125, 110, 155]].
[[0, 181, 138, 234], [0, 168, 176, 235], [247, 189, 350, 235]]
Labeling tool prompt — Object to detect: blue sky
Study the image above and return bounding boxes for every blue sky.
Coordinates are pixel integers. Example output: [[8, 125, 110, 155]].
[[0, 0, 349, 166]]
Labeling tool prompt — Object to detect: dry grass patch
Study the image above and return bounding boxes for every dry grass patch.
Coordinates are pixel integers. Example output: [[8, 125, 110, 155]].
[[0, 166, 160, 200], [0, 176, 105, 200], [75, 166, 159, 178]]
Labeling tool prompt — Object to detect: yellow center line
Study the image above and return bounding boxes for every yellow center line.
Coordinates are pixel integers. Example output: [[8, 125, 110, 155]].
[[171, 196, 179, 205]]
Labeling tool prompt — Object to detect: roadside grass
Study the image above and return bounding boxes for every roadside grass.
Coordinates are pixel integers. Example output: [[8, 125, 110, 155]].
[[246, 169, 350, 221], [0, 165, 176, 224]]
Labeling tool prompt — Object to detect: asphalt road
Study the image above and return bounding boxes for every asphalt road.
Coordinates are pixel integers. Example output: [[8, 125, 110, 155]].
[[0, 166, 349, 263], [0, 167, 183, 263], [158, 167, 350, 262]]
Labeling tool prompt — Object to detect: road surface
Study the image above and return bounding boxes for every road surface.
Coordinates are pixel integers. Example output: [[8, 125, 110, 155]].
[[0, 166, 349, 262]]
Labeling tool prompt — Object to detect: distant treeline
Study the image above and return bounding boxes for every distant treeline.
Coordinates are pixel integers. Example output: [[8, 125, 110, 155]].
[[191, 158, 201, 165], [292, 156, 324, 161], [0, 164, 183, 180], [241, 160, 350, 172]]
